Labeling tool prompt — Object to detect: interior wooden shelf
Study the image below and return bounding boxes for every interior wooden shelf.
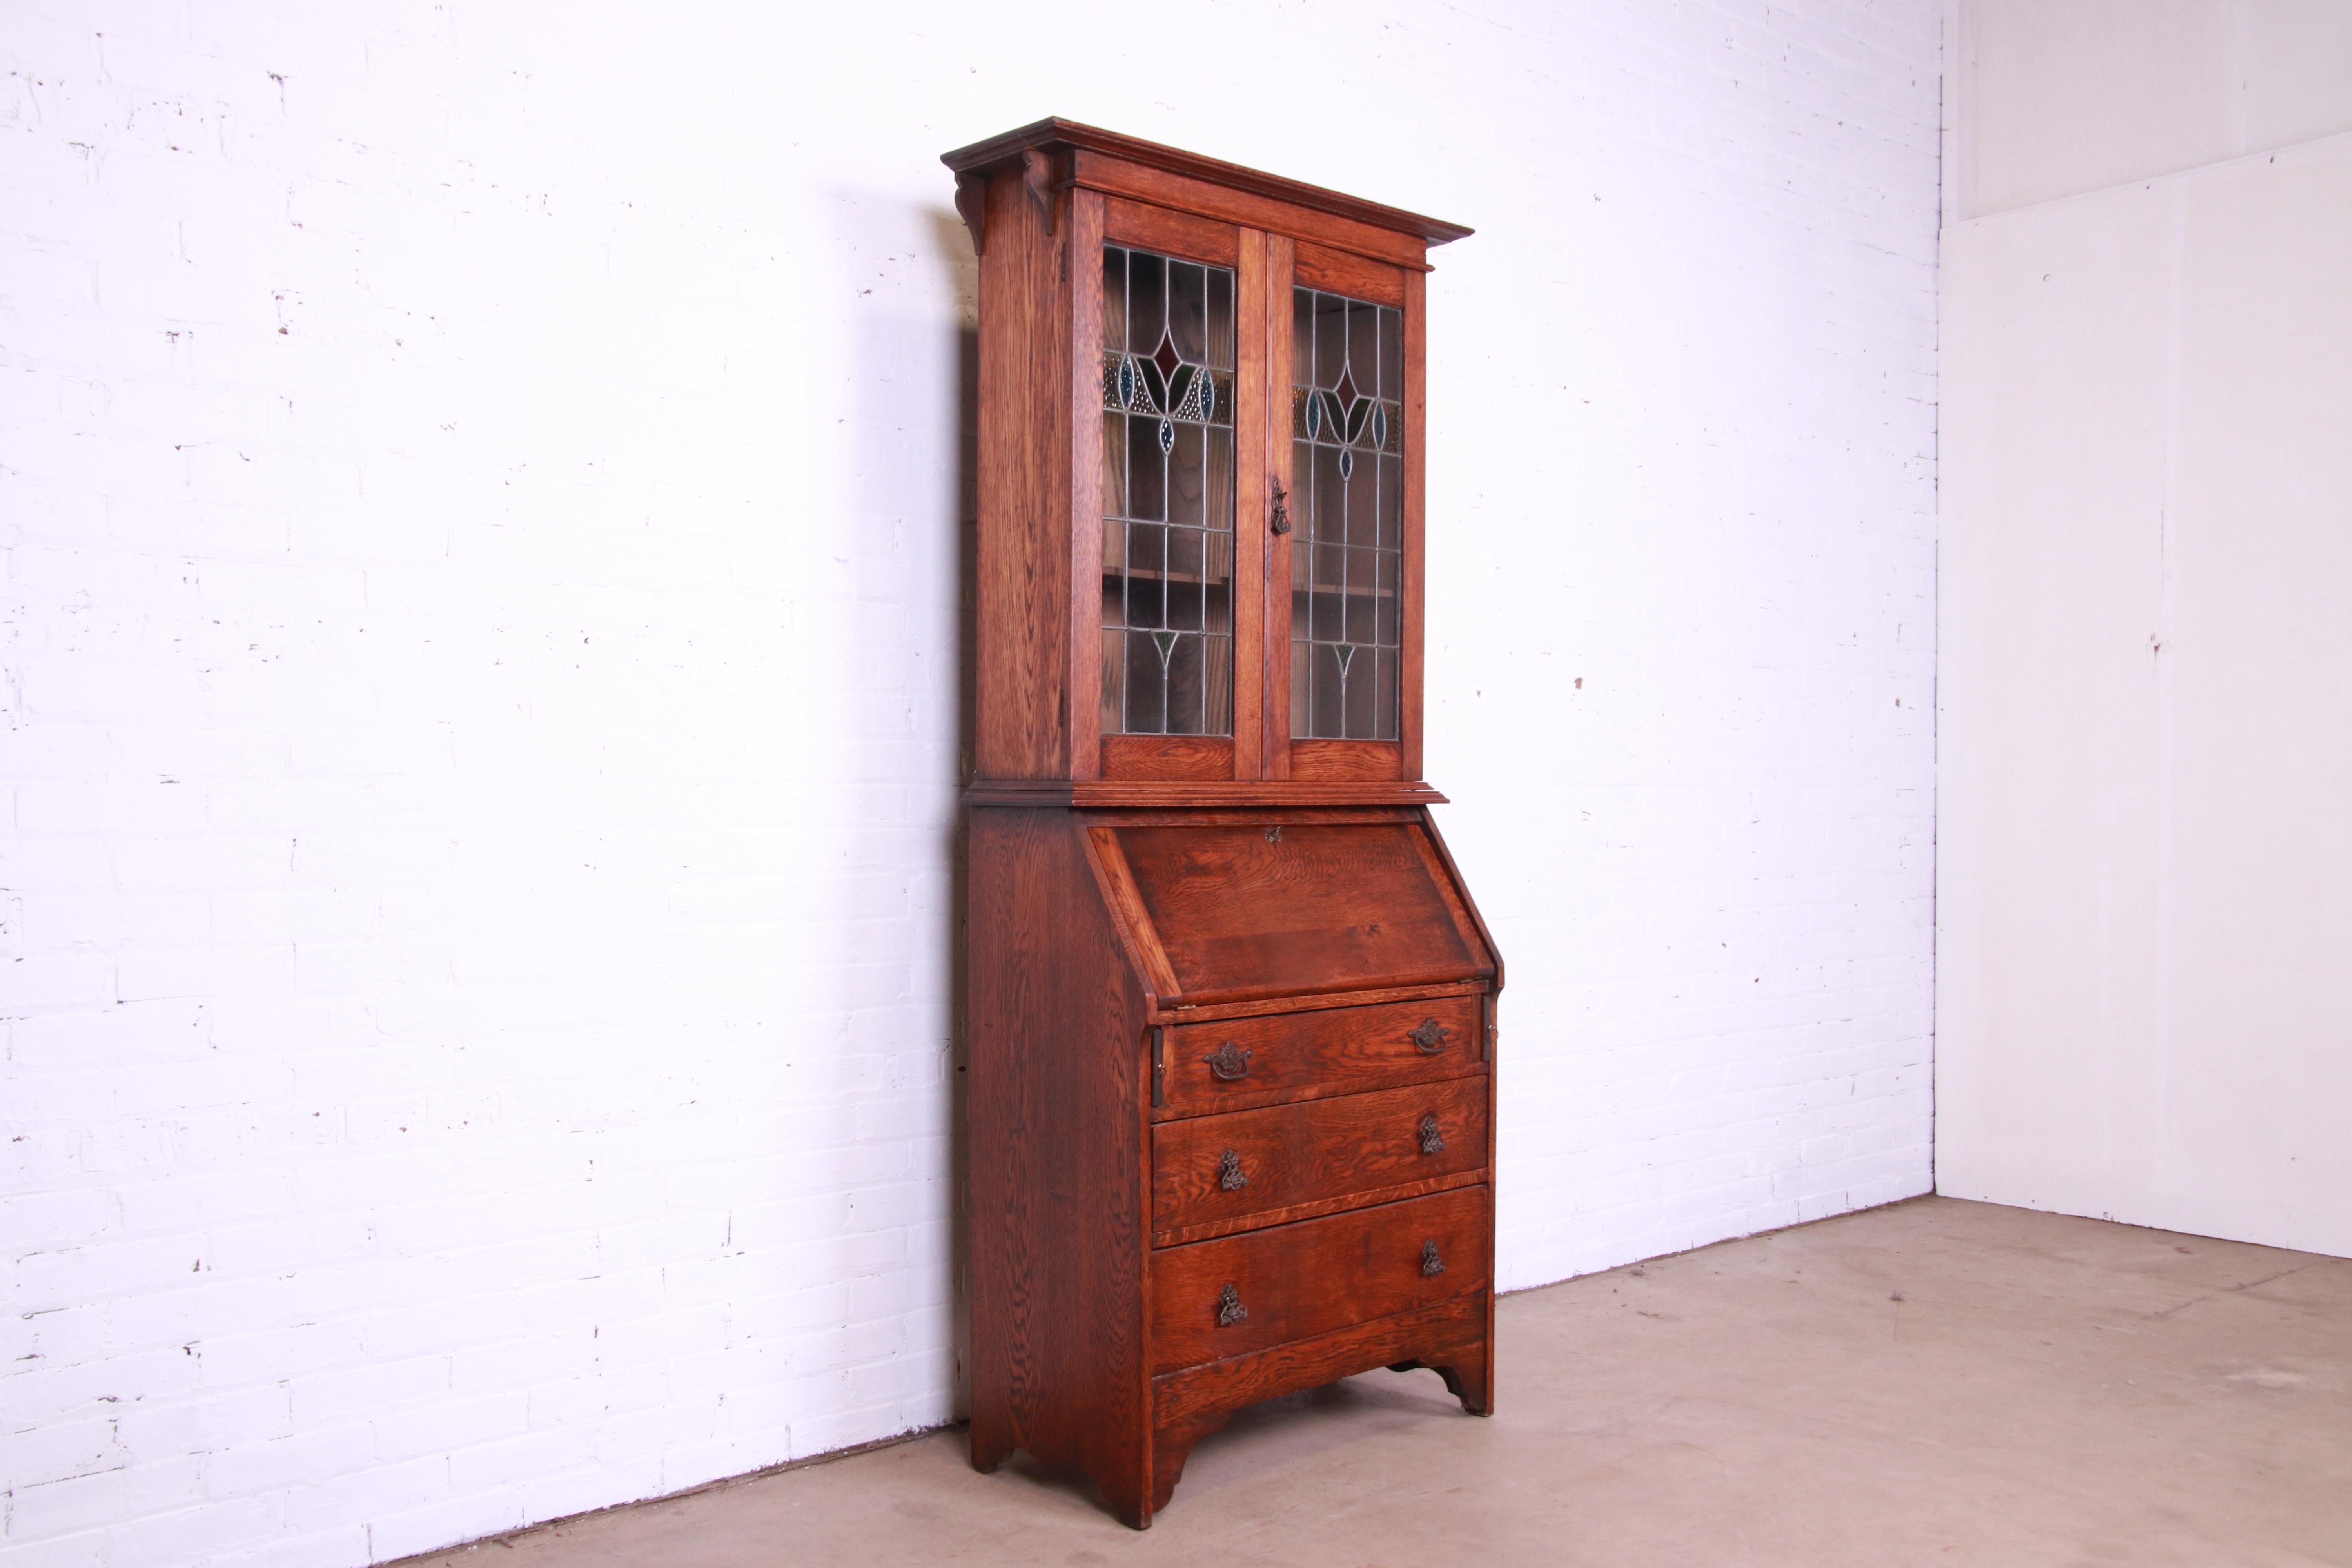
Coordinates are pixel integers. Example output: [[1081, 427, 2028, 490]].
[[1102, 568, 1236, 588]]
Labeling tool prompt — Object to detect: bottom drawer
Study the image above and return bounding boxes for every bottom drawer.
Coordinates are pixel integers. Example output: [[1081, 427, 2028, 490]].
[[1148, 1184, 1491, 1375]]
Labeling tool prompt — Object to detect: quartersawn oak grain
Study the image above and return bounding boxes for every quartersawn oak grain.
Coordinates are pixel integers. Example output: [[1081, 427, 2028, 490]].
[[1115, 821, 1485, 1003], [1154, 1291, 1490, 1426], [1151, 1076, 1490, 1240], [973, 167, 1073, 779], [1156, 995, 1485, 1120], [964, 808, 1152, 1520], [1291, 738, 1405, 782], [1100, 734, 1234, 782], [1147, 1184, 1492, 1373]]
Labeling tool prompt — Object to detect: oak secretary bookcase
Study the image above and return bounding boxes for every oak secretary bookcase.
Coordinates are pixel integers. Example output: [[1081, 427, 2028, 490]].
[[947, 119, 1501, 1528]]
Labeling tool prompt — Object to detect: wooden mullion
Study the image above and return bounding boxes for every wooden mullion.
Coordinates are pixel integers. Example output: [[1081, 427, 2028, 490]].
[[1263, 233, 1298, 779], [1231, 229, 1267, 781]]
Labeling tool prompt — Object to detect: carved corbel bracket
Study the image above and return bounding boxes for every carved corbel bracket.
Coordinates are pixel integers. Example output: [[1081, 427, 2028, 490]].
[[953, 170, 990, 256], [953, 150, 1065, 256]]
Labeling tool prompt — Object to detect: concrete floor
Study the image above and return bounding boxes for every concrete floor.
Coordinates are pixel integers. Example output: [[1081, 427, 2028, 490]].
[[408, 1197, 2352, 1567]]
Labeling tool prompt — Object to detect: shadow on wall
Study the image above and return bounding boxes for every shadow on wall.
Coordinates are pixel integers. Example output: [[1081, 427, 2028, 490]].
[[946, 211, 978, 1422], [839, 198, 979, 1420]]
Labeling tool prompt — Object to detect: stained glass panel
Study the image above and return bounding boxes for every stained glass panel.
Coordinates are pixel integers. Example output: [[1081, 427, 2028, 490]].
[[1290, 285, 1404, 740], [1101, 245, 1236, 738]]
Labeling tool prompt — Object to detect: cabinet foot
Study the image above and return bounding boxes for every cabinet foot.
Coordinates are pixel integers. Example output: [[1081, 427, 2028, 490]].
[[1387, 1338, 1492, 1416], [1148, 1410, 1232, 1519], [969, 1416, 1015, 1474], [1102, 1486, 1154, 1531]]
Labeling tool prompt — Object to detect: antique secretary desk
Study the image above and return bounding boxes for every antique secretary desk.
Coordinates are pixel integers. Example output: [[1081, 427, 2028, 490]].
[[946, 120, 1501, 1528]]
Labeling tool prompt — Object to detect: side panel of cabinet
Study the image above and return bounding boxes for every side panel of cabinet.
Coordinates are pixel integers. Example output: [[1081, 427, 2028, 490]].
[[975, 171, 1076, 779], [1418, 806, 1502, 1399], [964, 806, 1153, 1517], [1068, 190, 1107, 780]]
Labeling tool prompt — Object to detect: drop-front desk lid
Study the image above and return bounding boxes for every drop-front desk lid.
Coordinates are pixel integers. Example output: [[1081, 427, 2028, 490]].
[[1089, 819, 1495, 1007]]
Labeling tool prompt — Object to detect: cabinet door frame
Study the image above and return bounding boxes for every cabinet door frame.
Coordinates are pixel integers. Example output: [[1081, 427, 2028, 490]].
[[1084, 193, 1267, 784], [1271, 240, 1422, 784]]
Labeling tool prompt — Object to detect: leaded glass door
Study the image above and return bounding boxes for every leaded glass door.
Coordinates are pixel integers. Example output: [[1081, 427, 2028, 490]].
[[1087, 201, 1269, 782], [1267, 244, 1422, 784], [1078, 209, 1421, 786], [1100, 243, 1235, 739], [1289, 283, 1403, 743]]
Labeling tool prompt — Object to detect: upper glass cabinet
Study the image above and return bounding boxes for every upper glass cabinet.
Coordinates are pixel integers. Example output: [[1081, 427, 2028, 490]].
[[944, 119, 1467, 793]]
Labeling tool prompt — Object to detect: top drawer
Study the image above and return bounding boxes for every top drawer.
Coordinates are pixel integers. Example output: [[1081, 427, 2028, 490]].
[[1156, 995, 1483, 1120]]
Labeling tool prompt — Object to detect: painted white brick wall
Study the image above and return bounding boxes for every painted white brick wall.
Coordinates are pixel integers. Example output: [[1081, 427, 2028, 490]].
[[1, 2, 1940, 1563]]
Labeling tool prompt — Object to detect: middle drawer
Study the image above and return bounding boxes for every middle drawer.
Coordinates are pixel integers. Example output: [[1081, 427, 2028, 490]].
[[1151, 1078, 1489, 1245]]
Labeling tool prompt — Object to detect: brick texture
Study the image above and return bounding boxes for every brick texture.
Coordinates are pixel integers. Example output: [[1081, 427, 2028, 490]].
[[1, 2, 1942, 1563]]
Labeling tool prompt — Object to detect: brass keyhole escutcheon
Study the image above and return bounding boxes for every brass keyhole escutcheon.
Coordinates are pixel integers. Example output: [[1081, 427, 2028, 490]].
[[1418, 1114, 1445, 1155], [1218, 1148, 1248, 1191], [1421, 1240, 1445, 1277], [1217, 1283, 1248, 1326]]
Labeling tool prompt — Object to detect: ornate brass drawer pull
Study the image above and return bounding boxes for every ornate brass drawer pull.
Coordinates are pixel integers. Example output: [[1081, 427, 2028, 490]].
[[1418, 1114, 1445, 1155], [1408, 1018, 1452, 1054], [1204, 1040, 1253, 1080], [1217, 1283, 1248, 1326], [1421, 1240, 1445, 1278], [1218, 1148, 1248, 1191]]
